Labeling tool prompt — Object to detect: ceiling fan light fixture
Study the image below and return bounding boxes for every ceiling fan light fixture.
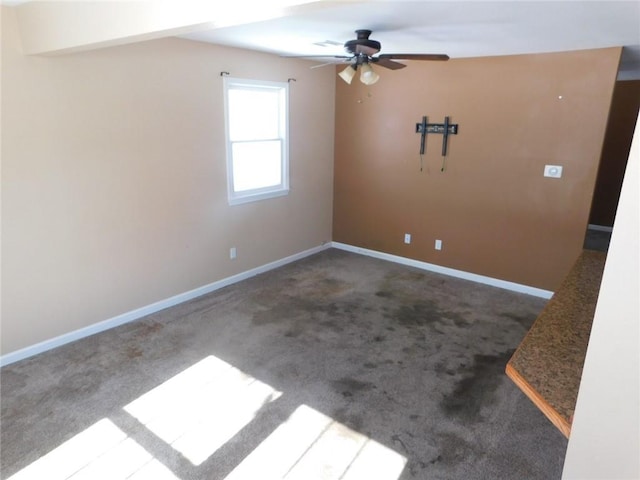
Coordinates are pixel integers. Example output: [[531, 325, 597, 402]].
[[359, 63, 380, 85], [338, 65, 357, 84]]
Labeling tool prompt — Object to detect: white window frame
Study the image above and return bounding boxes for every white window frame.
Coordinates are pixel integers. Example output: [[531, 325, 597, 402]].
[[223, 77, 289, 206]]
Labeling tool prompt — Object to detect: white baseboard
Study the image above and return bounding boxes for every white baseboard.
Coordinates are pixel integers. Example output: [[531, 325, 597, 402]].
[[0, 244, 331, 367], [1, 241, 552, 367], [331, 242, 554, 299], [588, 224, 613, 233]]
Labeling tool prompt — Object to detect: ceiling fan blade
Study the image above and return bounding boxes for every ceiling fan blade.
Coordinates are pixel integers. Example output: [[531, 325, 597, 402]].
[[310, 60, 351, 69], [354, 44, 380, 56], [281, 54, 352, 59], [378, 53, 450, 61], [372, 57, 407, 70]]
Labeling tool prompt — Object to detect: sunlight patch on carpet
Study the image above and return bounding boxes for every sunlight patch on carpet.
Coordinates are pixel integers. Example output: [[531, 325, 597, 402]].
[[7, 418, 178, 480], [124, 355, 282, 466], [8, 357, 404, 479], [224, 404, 407, 480]]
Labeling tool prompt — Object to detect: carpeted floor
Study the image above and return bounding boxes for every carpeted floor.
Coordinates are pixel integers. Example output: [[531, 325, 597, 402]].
[[583, 228, 611, 252], [1, 249, 567, 479]]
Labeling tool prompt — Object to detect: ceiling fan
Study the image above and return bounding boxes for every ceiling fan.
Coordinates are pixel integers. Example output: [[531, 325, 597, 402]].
[[294, 29, 449, 85]]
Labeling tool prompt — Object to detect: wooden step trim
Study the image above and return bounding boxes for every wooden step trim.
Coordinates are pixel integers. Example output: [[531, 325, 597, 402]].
[[506, 363, 571, 438]]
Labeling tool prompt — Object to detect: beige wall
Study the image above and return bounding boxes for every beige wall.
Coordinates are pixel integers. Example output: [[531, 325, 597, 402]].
[[1, 7, 335, 355], [333, 48, 620, 290]]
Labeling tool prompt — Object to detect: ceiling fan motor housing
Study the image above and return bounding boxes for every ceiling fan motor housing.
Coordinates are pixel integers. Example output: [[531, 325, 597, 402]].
[[344, 29, 381, 56]]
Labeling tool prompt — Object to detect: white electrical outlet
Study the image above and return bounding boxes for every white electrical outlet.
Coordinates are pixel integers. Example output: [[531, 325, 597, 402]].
[[230, 247, 237, 259], [544, 165, 563, 178], [435, 239, 442, 250], [404, 233, 411, 244]]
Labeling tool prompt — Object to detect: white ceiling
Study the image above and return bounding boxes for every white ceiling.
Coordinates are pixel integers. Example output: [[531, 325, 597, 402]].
[[4, 1, 640, 79], [179, 1, 640, 79]]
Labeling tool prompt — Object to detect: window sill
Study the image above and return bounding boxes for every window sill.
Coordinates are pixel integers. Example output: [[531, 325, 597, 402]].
[[228, 188, 289, 206]]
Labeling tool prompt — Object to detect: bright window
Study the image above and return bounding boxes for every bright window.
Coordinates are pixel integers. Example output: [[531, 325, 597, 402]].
[[223, 78, 289, 205]]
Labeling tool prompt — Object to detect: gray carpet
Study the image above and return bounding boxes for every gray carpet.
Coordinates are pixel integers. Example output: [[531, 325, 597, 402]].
[[1, 249, 567, 479], [583, 228, 611, 252]]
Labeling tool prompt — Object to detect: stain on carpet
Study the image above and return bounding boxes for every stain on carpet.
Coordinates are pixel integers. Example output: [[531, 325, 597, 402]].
[[375, 290, 394, 298], [331, 407, 366, 433], [387, 300, 470, 330], [125, 345, 144, 359], [132, 321, 164, 337], [429, 432, 478, 468], [500, 312, 537, 329], [0, 370, 28, 391], [331, 377, 376, 399], [440, 350, 515, 423]]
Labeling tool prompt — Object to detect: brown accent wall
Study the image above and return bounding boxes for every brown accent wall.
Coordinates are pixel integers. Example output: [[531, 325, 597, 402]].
[[333, 48, 620, 291], [589, 80, 640, 227]]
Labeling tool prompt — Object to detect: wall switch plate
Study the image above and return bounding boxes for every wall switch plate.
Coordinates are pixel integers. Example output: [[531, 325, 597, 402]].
[[544, 165, 563, 178], [404, 233, 411, 244], [230, 247, 237, 259], [435, 239, 442, 250]]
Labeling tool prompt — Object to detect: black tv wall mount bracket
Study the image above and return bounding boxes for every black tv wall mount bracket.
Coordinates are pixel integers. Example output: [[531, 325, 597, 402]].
[[415, 116, 459, 171]]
